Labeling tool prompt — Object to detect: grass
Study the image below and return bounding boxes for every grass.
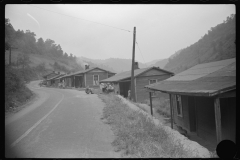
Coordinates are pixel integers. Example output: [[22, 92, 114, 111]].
[[99, 94, 196, 158], [144, 97, 171, 118], [5, 85, 34, 112]]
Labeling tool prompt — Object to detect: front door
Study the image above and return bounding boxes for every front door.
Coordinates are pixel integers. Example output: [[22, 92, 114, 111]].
[[220, 97, 236, 142], [119, 81, 131, 98]]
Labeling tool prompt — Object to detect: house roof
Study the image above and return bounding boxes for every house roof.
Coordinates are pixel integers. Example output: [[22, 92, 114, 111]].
[[46, 74, 65, 81], [60, 67, 116, 79], [43, 71, 58, 78], [54, 74, 67, 80], [100, 67, 174, 83], [145, 58, 236, 97]]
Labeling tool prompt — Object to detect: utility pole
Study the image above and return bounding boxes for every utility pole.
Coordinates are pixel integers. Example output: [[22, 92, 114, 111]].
[[131, 27, 136, 102]]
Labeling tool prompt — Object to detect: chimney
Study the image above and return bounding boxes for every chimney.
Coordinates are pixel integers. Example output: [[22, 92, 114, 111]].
[[85, 64, 89, 70], [134, 62, 139, 70]]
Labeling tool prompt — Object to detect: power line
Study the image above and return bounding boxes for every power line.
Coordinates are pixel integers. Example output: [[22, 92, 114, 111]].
[[28, 5, 132, 33], [136, 41, 146, 65]]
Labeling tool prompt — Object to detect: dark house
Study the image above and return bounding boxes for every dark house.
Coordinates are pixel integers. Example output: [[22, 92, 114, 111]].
[[46, 73, 65, 87], [100, 62, 174, 102], [60, 65, 115, 88], [145, 58, 236, 148], [43, 71, 60, 80]]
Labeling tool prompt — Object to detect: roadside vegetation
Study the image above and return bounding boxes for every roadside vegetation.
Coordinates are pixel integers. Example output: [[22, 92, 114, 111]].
[[99, 94, 196, 158], [5, 17, 82, 113], [5, 66, 34, 112], [143, 97, 170, 118]]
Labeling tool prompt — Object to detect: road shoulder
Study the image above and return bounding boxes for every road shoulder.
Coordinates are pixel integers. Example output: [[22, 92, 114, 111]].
[[5, 85, 50, 125]]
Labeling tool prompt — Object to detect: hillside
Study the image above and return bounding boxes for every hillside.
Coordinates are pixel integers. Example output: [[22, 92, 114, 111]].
[[76, 57, 115, 73], [78, 57, 169, 73], [79, 57, 148, 73], [164, 14, 235, 74], [144, 59, 161, 66], [5, 18, 84, 80], [148, 59, 169, 68], [5, 50, 81, 73]]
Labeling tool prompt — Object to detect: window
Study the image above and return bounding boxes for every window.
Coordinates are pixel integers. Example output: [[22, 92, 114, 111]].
[[176, 95, 183, 117], [149, 79, 157, 97], [149, 79, 157, 84], [93, 75, 99, 85]]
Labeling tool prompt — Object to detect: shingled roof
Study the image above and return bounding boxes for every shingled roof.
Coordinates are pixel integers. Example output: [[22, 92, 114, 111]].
[[145, 58, 236, 97], [46, 74, 65, 81], [60, 67, 115, 79], [100, 67, 174, 83]]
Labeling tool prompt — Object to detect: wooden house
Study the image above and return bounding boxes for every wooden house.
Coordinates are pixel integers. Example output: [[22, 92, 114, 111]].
[[43, 71, 60, 80], [100, 62, 174, 102], [145, 58, 236, 148], [59, 65, 115, 88], [46, 74, 65, 87]]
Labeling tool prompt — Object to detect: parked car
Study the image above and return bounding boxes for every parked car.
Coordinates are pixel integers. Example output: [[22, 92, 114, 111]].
[[85, 86, 93, 94], [39, 80, 47, 87]]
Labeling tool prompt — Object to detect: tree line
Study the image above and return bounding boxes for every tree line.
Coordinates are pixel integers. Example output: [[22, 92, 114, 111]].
[[5, 18, 77, 62], [5, 18, 83, 111]]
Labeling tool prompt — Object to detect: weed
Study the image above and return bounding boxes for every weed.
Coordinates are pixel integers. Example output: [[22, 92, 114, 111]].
[[144, 98, 170, 117], [99, 94, 199, 158]]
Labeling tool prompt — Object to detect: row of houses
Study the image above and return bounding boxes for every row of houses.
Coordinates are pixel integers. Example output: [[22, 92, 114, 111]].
[[43, 58, 236, 150], [43, 62, 174, 102], [43, 65, 116, 88]]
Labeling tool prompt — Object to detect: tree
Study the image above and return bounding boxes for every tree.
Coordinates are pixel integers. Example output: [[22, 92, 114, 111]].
[[35, 62, 46, 72], [64, 52, 68, 58], [56, 44, 63, 57], [211, 41, 217, 53], [5, 18, 16, 50], [45, 39, 55, 50], [17, 53, 31, 69], [36, 37, 45, 54]]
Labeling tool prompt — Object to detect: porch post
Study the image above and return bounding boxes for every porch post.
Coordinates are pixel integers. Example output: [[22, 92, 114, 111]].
[[84, 73, 87, 87], [134, 78, 137, 102], [214, 97, 222, 143], [74, 76, 75, 88], [169, 94, 173, 129], [149, 92, 153, 116]]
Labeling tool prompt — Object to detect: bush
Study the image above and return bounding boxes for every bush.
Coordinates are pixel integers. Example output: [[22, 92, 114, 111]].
[[144, 98, 170, 118], [5, 66, 33, 111]]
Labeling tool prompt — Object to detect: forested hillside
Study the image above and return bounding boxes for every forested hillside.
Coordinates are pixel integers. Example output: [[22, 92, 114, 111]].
[[5, 18, 83, 77], [5, 18, 83, 111], [164, 14, 235, 74], [79, 57, 148, 73], [149, 59, 168, 68]]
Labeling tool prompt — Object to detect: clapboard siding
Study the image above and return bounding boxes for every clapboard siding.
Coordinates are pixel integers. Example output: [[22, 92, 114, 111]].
[[195, 97, 217, 144], [108, 73, 115, 78], [172, 95, 190, 131], [140, 68, 170, 77], [86, 72, 108, 87], [220, 97, 236, 142], [136, 74, 172, 102], [89, 69, 105, 73]]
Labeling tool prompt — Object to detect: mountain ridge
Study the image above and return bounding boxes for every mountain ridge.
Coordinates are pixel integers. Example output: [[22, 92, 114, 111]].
[[164, 14, 235, 74]]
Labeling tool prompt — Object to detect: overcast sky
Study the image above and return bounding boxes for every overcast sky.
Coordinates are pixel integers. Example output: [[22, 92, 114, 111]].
[[5, 4, 235, 63]]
